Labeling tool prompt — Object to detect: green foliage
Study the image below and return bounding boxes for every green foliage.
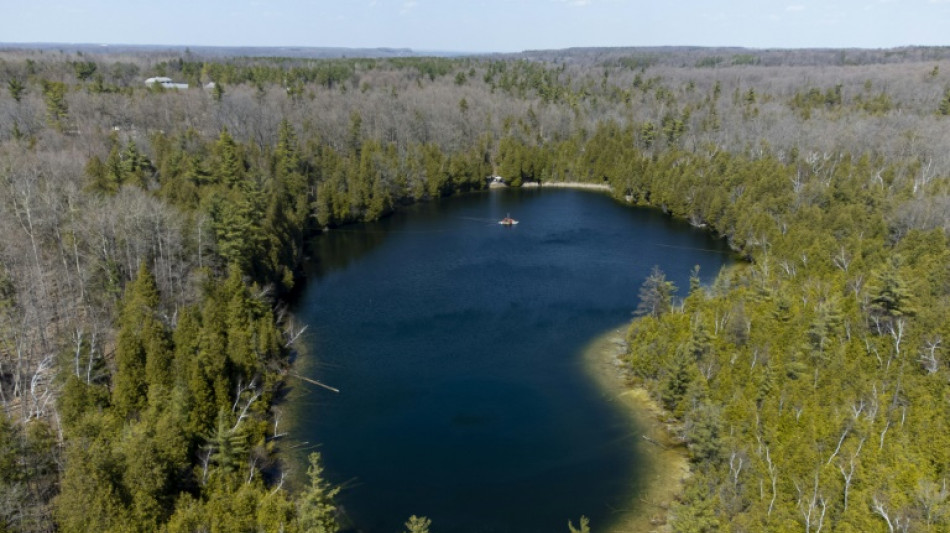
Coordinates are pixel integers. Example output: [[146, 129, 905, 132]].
[[567, 515, 590, 533], [617, 55, 657, 70], [731, 54, 757, 65], [868, 255, 915, 322], [669, 472, 720, 532], [86, 135, 155, 194], [7, 78, 25, 103], [855, 91, 894, 114], [297, 452, 340, 533], [165, 478, 297, 533], [660, 111, 687, 144], [205, 410, 249, 477], [790, 85, 843, 118], [54, 264, 291, 532], [661, 348, 696, 416], [635, 266, 676, 317], [54, 413, 128, 533], [695, 56, 723, 68], [0, 416, 58, 533], [212, 81, 224, 101], [112, 263, 172, 418], [390, 57, 455, 81], [404, 515, 432, 533], [40, 80, 69, 131], [58, 375, 110, 432], [939, 88, 950, 116], [684, 402, 723, 466], [72, 60, 97, 81]]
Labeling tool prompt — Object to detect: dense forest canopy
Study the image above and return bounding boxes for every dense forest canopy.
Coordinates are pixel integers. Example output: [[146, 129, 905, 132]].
[[0, 45, 949, 532]]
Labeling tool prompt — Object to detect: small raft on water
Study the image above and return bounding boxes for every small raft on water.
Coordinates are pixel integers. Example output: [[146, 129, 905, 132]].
[[499, 213, 519, 226], [499, 216, 519, 226]]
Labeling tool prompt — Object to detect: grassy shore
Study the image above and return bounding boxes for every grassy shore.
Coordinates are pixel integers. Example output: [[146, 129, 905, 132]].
[[581, 327, 690, 533]]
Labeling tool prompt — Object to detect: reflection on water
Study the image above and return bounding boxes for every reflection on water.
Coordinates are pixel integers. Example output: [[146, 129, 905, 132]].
[[307, 224, 390, 277], [291, 189, 732, 533]]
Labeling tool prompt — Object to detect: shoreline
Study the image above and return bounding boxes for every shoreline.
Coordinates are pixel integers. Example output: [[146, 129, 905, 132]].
[[489, 181, 612, 191], [522, 181, 611, 191], [581, 327, 690, 533]]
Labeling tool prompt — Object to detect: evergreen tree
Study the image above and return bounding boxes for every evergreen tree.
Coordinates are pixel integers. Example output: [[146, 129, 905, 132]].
[[40, 80, 69, 132], [84, 155, 109, 193], [662, 349, 696, 416], [939, 88, 950, 116], [88, 140, 126, 194], [212, 81, 225, 102], [868, 256, 915, 321], [7, 78, 25, 103], [635, 266, 677, 317], [121, 140, 151, 188], [684, 402, 723, 466], [206, 185, 265, 274], [211, 129, 244, 187], [297, 452, 340, 533], [112, 264, 170, 418], [205, 410, 248, 478], [54, 415, 127, 533], [404, 515, 432, 533], [195, 286, 234, 418], [669, 472, 720, 533]]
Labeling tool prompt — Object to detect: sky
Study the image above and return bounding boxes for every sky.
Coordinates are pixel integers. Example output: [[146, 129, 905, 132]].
[[1, 0, 948, 53]]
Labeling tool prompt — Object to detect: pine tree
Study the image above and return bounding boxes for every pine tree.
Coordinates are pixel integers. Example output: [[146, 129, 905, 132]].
[[207, 186, 265, 274], [347, 111, 363, 156], [297, 452, 340, 533], [662, 349, 696, 416], [403, 515, 431, 533], [669, 472, 720, 533], [212, 82, 225, 102], [212, 129, 244, 187], [205, 410, 248, 477], [54, 415, 128, 533], [635, 266, 677, 317], [274, 119, 302, 185], [868, 255, 915, 324], [684, 402, 723, 465], [270, 119, 309, 270], [122, 140, 151, 188], [937, 88, 950, 116], [84, 155, 109, 193], [40, 80, 69, 132], [196, 288, 233, 418], [113, 264, 169, 418], [7, 78, 25, 103], [102, 142, 126, 194]]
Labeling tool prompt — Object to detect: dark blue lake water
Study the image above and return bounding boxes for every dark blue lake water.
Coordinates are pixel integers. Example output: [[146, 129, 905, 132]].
[[291, 188, 732, 533]]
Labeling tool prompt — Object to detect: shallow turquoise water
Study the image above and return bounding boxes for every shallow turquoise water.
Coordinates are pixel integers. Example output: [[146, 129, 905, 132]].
[[292, 188, 732, 532]]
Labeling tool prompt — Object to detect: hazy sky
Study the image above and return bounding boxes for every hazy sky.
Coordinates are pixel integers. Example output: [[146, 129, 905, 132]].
[[1, 0, 947, 52]]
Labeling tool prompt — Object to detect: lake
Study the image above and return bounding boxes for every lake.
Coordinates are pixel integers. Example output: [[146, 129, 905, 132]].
[[291, 188, 732, 533]]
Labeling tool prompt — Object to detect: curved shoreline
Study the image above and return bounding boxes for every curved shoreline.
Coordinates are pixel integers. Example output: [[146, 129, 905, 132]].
[[581, 327, 690, 533], [489, 181, 612, 191], [522, 181, 611, 191]]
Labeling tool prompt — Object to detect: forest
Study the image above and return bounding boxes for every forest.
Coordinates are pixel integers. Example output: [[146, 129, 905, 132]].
[[1, 44, 950, 532]]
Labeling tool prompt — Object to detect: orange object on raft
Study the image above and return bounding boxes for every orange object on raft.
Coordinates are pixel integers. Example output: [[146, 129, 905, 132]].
[[499, 214, 519, 226]]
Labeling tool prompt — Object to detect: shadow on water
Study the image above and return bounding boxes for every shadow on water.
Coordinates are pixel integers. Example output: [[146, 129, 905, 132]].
[[306, 223, 391, 279], [288, 188, 733, 533]]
